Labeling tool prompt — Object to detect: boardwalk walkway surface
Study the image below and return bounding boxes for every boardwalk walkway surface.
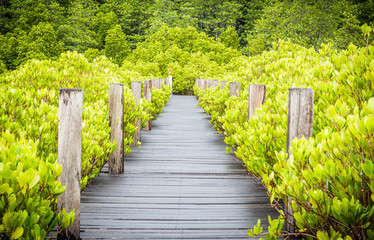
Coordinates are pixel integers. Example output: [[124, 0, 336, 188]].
[[80, 95, 278, 239]]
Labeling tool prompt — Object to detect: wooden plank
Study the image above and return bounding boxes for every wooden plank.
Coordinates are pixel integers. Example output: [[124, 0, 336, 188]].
[[285, 87, 314, 235], [152, 79, 162, 90], [212, 80, 218, 88], [108, 84, 124, 174], [131, 81, 142, 145], [80, 95, 279, 239], [230, 82, 241, 97], [143, 80, 152, 130], [248, 84, 266, 120], [58, 89, 82, 240], [220, 81, 227, 90]]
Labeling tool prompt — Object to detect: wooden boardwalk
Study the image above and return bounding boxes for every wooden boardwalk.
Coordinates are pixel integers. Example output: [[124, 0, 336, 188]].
[[80, 95, 278, 239]]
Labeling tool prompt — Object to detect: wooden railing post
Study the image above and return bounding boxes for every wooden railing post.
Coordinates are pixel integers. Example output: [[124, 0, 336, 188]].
[[162, 78, 169, 86], [220, 81, 227, 90], [285, 87, 314, 236], [206, 79, 210, 89], [230, 82, 241, 97], [57, 89, 83, 240], [144, 80, 152, 130], [202, 79, 208, 89], [109, 83, 124, 174], [131, 81, 142, 145], [212, 80, 218, 88], [152, 79, 161, 90], [248, 84, 266, 120], [196, 79, 200, 99]]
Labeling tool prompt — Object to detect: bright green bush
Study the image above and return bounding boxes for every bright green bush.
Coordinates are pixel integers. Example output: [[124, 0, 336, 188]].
[[0, 51, 171, 238], [197, 38, 374, 239], [125, 25, 242, 94]]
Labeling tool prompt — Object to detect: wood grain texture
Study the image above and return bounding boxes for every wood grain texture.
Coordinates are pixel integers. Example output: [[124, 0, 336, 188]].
[[220, 81, 227, 90], [203, 79, 208, 89], [58, 89, 83, 240], [285, 87, 314, 235], [230, 82, 241, 97], [196, 78, 201, 89], [152, 79, 162, 90], [248, 84, 266, 120], [109, 84, 124, 174], [212, 80, 218, 88], [80, 95, 279, 239], [144, 80, 152, 130], [131, 81, 142, 145], [286, 88, 314, 151]]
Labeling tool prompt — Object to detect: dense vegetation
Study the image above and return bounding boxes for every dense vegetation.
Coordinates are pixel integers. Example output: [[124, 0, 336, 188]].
[[0, 52, 171, 238], [1, 0, 374, 73], [1, 0, 374, 239], [196, 27, 374, 239]]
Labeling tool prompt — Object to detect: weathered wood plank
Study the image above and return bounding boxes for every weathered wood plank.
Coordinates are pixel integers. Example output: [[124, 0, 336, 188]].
[[131, 81, 142, 145], [230, 82, 241, 97], [80, 95, 279, 239], [248, 84, 266, 120], [285, 87, 314, 235], [143, 80, 152, 130], [220, 81, 227, 90], [58, 89, 82, 240], [108, 83, 124, 174], [152, 79, 162, 89]]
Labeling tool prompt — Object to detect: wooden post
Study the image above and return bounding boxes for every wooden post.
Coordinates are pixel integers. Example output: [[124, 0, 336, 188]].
[[144, 80, 152, 130], [230, 82, 241, 97], [196, 79, 200, 99], [152, 79, 161, 90], [109, 84, 124, 174], [220, 81, 227, 90], [198, 79, 203, 89], [248, 84, 266, 120], [212, 80, 218, 88], [131, 81, 142, 145], [285, 87, 314, 236], [58, 89, 83, 240]]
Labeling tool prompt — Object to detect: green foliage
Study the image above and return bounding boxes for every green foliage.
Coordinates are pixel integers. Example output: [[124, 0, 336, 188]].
[[151, 84, 172, 119], [105, 25, 130, 65], [0, 130, 73, 239], [83, 48, 103, 62], [57, 0, 98, 52], [0, 52, 171, 238], [0, 60, 6, 74], [1, 0, 64, 33], [126, 25, 242, 94], [19, 22, 65, 63], [91, 11, 118, 49], [218, 26, 240, 50], [0, 22, 64, 69], [197, 37, 374, 239], [246, 0, 363, 55]]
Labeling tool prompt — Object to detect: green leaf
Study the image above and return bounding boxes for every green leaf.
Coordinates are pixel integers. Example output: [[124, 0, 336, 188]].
[[0, 183, 10, 195], [316, 231, 330, 240], [29, 175, 40, 189], [225, 147, 232, 154], [367, 98, 374, 113], [247, 228, 254, 237], [11, 227, 23, 240]]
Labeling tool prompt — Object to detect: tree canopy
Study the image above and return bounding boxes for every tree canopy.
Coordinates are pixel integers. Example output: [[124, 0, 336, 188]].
[[0, 0, 373, 70]]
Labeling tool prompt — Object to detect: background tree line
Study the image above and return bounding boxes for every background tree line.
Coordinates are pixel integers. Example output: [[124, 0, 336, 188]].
[[0, 0, 373, 72]]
